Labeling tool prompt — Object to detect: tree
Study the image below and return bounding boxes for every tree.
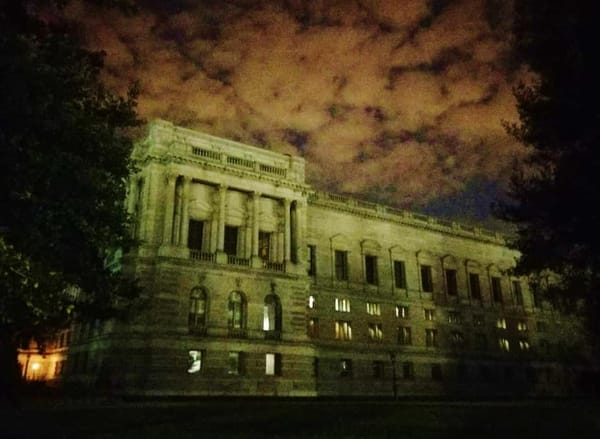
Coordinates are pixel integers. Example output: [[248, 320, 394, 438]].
[[0, 0, 140, 402], [499, 0, 600, 352]]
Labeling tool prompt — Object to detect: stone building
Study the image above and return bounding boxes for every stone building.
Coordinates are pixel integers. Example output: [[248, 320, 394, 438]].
[[31, 120, 593, 397]]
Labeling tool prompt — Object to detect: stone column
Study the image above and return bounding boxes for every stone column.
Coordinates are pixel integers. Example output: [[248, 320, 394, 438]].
[[179, 176, 191, 247], [283, 199, 291, 262], [162, 173, 177, 246], [217, 184, 227, 252], [251, 192, 261, 257]]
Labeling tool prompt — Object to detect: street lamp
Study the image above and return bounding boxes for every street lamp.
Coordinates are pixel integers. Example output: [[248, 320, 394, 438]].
[[389, 352, 397, 400]]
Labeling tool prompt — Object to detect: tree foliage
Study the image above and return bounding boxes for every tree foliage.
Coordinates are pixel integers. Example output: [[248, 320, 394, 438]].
[[500, 0, 600, 348], [0, 1, 140, 348]]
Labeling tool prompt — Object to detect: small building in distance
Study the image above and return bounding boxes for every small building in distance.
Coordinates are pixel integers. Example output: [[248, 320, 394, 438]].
[[31, 120, 594, 397]]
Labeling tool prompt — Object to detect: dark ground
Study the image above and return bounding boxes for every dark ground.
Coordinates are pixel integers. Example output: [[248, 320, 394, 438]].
[[2, 397, 600, 438]]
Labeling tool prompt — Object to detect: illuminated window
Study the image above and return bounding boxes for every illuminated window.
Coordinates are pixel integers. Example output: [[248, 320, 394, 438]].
[[187, 219, 204, 251], [307, 245, 317, 276], [308, 295, 316, 309], [334, 250, 349, 281], [421, 265, 433, 292], [265, 353, 282, 376], [368, 323, 383, 341], [445, 269, 458, 296], [403, 361, 415, 379], [365, 255, 378, 285], [394, 260, 407, 289], [335, 297, 351, 312], [498, 337, 510, 352], [475, 333, 487, 350], [398, 326, 412, 345], [517, 321, 528, 332], [228, 351, 244, 375], [491, 276, 503, 303], [187, 350, 204, 374], [431, 363, 443, 381], [224, 226, 238, 256], [335, 320, 352, 340], [307, 318, 319, 338], [469, 273, 481, 300], [396, 305, 409, 319], [447, 311, 462, 324], [340, 359, 353, 377], [496, 318, 507, 329], [366, 302, 381, 316], [473, 314, 485, 327], [228, 291, 246, 333], [258, 231, 271, 260], [513, 280, 523, 305], [519, 339, 530, 351], [451, 331, 465, 348], [373, 361, 385, 379], [263, 294, 281, 334], [424, 308, 435, 321], [426, 328, 438, 347], [189, 287, 207, 331]]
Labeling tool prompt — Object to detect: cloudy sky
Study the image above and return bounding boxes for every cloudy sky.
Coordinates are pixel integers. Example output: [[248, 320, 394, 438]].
[[69, 0, 527, 225]]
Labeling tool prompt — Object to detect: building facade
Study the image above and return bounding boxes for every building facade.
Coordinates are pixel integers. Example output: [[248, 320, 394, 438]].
[[25, 120, 593, 397]]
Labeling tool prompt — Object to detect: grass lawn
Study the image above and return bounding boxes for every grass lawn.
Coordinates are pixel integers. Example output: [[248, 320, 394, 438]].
[[3, 398, 600, 438]]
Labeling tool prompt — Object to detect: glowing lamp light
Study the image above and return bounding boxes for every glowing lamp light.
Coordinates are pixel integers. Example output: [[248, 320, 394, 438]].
[[31, 362, 40, 371]]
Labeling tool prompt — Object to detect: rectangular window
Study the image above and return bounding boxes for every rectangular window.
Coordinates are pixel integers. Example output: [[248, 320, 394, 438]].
[[335, 320, 352, 340], [398, 326, 412, 345], [368, 323, 383, 341], [518, 339, 530, 352], [424, 308, 435, 321], [469, 273, 481, 300], [394, 260, 407, 289], [224, 226, 238, 256], [373, 361, 385, 379], [496, 318, 507, 329], [403, 361, 414, 379], [340, 359, 353, 377], [258, 231, 271, 260], [431, 364, 443, 381], [396, 305, 409, 319], [425, 328, 438, 347], [475, 333, 487, 350], [334, 297, 351, 312], [491, 276, 503, 303], [265, 353, 281, 376], [334, 250, 349, 281], [451, 331, 465, 348], [365, 255, 378, 285], [366, 302, 381, 316], [307, 245, 316, 276], [308, 295, 315, 309], [517, 321, 528, 332], [513, 281, 523, 305], [421, 265, 433, 292], [498, 337, 510, 352], [307, 318, 319, 338], [187, 349, 204, 374], [188, 220, 204, 250], [445, 269, 458, 296], [447, 311, 462, 324], [228, 351, 243, 375]]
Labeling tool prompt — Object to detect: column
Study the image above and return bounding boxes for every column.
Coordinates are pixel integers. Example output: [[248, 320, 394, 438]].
[[179, 177, 191, 247], [283, 199, 291, 262], [162, 173, 176, 246], [251, 192, 261, 257], [217, 185, 227, 252]]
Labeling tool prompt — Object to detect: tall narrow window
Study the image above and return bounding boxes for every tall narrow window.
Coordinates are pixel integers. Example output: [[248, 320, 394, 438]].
[[263, 294, 282, 337], [307, 245, 317, 277], [426, 328, 438, 347], [469, 273, 481, 300], [258, 231, 271, 260], [366, 302, 381, 316], [335, 321, 352, 340], [189, 288, 207, 331], [368, 323, 383, 341], [340, 359, 353, 377], [187, 350, 204, 374], [365, 255, 378, 285], [265, 353, 282, 376], [335, 250, 349, 281], [513, 281, 523, 306], [421, 265, 433, 292], [224, 226, 238, 255], [445, 269, 458, 296], [431, 364, 443, 381], [491, 276, 503, 303], [394, 260, 407, 289], [188, 220, 204, 250], [228, 351, 243, 375], [403, 361, 415, 379], [307, 318, 319, 338], [398, 326, 412, 345], [228, 291, 246, 334]]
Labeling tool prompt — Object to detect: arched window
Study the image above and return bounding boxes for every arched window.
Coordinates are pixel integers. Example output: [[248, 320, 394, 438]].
[[263, 294, 282, 337], [228, 291, 247, 336], [189, 288, 207, 331]]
